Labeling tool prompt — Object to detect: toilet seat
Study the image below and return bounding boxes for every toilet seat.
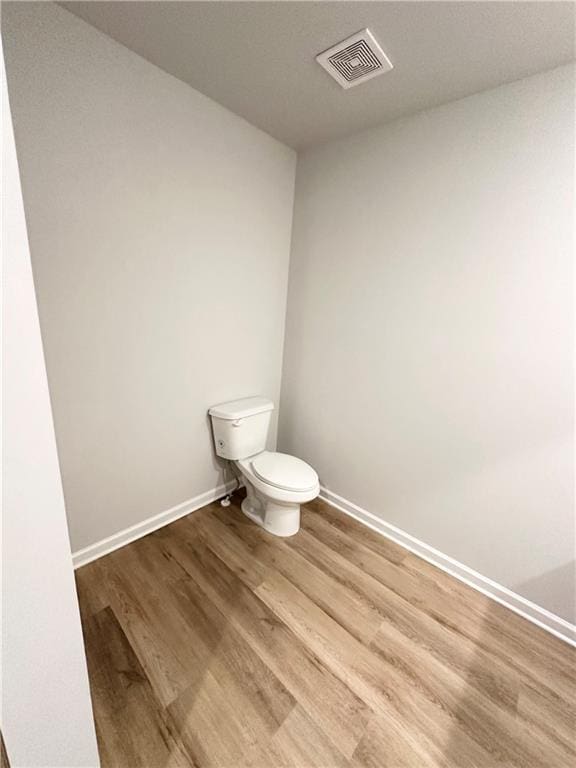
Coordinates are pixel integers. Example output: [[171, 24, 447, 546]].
[[235, 451, 319, 536], [251, 451, 318, 492]]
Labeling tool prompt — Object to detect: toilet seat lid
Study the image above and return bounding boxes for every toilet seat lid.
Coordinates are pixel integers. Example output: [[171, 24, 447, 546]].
[[251, 452, 318, 492]]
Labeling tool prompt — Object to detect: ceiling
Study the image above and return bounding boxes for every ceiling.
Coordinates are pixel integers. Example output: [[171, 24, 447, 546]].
[[60, 1, 575, 150]]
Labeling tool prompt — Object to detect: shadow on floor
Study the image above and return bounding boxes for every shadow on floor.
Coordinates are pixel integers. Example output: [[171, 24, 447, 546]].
[[440, 581, 576, 767]]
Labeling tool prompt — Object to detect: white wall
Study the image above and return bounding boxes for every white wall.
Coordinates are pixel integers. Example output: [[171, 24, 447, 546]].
[[280, 65, 575, 623], [2, 2, 296, 552], [1, 41, 99, 768]]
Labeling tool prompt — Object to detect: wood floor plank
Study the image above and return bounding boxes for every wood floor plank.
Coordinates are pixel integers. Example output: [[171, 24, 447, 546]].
[[369, 584, 575, 754], [405, 552, 573, 666], [77, 493, 576, 768], [97, 551, 200, 707], [257, 567, 505, 767], [372, 619, 571, 768], [190, 506, 269, 590], [295, 511, 576, 757], [299, 508, 575, 705], [517, 683, 576, 756], [351, 714, 443, 768], [305, 499, 408, 565], [300, 505, 463, 610], [169, 575, 297, 736], [0, 731, 10, 768], [75, 556, 111, 620], [240, 705, 350, 768], [83, 606, 193, 768], [158, 524, 372, 759], [392, 547, 576, 693], [203, 505, 382, 645], [167, 626, 295, 767]]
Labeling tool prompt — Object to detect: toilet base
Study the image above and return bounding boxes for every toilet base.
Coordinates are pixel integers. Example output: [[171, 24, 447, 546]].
[[241, 487, 300, 537]]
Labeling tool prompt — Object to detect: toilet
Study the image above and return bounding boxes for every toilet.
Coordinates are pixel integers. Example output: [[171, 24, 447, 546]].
[[208, 396, 318, 536]]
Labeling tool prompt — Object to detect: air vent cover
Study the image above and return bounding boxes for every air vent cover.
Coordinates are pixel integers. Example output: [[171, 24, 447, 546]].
[[316, 28, 393, 90]]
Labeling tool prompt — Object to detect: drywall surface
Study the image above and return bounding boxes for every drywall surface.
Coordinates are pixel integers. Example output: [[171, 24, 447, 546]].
[[281, 64, 575, 622], [60, 0, 575, 149], [2, 2, 295, 551], [2, 41, 99, 768]]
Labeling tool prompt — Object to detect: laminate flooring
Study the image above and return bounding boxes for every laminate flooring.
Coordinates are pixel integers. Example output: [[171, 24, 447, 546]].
[[76, 493, 576, 767]]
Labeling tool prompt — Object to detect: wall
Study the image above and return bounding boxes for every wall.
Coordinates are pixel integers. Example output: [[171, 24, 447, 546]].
[[2, 2, 296, 552], [2, 40, 99, 767], [280, 64, 575, 623]]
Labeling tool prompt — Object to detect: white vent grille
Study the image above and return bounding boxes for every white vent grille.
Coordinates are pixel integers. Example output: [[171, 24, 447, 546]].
[[316, 29, 393, 90]]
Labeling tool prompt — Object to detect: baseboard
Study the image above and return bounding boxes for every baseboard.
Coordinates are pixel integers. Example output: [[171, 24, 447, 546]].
[[72, 481, 237, 569], [319, 486, 576, 647]]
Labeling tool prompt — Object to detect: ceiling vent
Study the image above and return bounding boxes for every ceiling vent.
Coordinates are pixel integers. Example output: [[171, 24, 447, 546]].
[[316, 28, 393, 90]]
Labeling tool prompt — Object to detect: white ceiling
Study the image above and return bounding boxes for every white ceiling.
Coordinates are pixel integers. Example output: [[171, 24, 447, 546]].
[[60, 1, 575, 149]]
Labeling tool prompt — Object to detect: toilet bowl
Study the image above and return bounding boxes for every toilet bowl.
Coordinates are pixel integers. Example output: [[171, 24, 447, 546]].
[[208, 396, 319, 537], [236, 451, 319, 537]]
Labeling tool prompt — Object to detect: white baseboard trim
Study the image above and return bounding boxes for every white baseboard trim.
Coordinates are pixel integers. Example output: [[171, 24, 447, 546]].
[[319, 486, 576, 647], [72, 481, 237, 569]]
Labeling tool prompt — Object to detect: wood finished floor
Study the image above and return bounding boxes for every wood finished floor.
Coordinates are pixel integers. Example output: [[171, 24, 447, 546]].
[[0, 731, 10, 768], [76, 493, 576, 768]]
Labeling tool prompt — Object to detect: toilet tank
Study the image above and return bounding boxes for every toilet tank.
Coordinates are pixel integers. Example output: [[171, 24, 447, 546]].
[[208, 397, 274, 460]]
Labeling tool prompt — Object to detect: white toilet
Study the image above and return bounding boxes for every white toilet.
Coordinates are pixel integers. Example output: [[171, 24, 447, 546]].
[[208, 396, 319, 536]]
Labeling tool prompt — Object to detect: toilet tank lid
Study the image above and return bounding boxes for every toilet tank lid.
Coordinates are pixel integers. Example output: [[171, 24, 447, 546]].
[[208, 396, 274, 420]]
